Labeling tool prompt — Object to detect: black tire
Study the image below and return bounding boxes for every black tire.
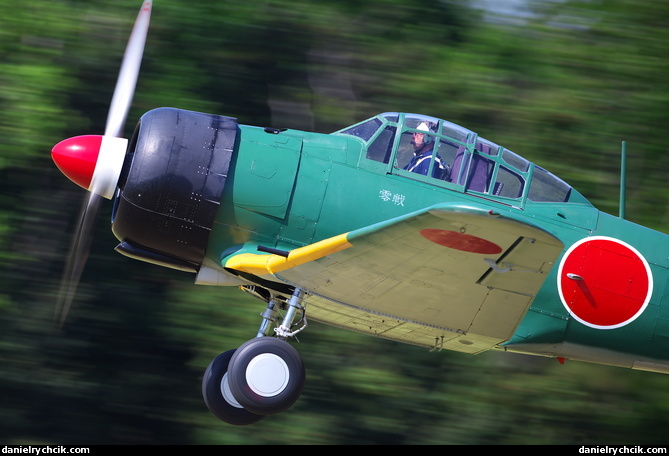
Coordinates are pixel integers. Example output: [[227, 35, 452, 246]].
[[228, 337, 305, 416], [202, 350, 265, 426]]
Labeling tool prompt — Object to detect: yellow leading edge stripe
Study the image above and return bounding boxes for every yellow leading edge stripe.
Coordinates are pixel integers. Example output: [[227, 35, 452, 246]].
[[224, 233, 352, 276]]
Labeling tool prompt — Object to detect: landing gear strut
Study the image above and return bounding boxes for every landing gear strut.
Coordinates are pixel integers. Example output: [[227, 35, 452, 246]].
[[202, 288, 307, 425]]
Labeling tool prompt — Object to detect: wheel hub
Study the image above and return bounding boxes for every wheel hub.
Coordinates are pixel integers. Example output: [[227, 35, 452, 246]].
[[245, 353, 290, 397], [220, 372, 243, 408]]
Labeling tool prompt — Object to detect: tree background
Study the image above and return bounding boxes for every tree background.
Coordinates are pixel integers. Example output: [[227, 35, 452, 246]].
[[2, 0, 669, 445]]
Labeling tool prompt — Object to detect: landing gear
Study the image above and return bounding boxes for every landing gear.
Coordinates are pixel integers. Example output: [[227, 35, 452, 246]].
[[202, 288, 308, 425]]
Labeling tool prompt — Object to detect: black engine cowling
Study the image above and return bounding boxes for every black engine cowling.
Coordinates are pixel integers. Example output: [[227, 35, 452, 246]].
[[111, 108, 237, 272]]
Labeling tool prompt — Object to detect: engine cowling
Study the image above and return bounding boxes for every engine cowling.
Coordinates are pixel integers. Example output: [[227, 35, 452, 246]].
[[111, 107, 236, 272]]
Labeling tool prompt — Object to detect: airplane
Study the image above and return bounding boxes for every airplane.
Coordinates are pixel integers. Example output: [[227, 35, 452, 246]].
[[50, 1, 669, 426]]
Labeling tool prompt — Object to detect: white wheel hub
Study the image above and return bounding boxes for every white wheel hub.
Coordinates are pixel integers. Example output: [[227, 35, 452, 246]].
[[245, 353, 290, 397], [220, 372, 243, 408]]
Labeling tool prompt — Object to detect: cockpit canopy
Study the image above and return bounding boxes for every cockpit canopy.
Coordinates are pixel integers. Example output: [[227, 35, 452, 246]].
[[334, 112, 591, 207]]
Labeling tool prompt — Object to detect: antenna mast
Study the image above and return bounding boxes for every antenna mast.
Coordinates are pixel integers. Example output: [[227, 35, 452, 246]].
[[619, 141, 626, 219]]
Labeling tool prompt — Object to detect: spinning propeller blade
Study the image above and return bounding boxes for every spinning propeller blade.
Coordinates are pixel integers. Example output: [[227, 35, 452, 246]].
[[104, 0, 152, 139], [54, 192, 102, 327], [52, 1, 153, 326]]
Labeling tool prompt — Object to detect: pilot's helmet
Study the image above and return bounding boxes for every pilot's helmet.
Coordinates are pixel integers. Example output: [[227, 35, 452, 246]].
[[415, 122, 434, 143]]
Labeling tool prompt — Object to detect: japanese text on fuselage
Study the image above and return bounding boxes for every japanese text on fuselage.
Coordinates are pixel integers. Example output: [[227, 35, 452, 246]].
[[379, 189, 405, 206]]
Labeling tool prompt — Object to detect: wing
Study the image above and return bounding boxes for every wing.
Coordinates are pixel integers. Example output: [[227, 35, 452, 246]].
[[224, 203, 564, 353]]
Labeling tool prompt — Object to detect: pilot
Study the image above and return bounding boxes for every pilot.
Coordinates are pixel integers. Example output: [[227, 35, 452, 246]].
[[404, 122, 449, 179]]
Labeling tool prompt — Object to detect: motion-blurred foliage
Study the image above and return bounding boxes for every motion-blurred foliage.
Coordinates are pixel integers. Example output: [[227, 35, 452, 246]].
[[1, 0, 669, 444]]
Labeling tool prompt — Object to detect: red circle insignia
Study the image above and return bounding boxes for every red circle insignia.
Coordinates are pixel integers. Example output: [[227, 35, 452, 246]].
[[420, 229, 503, 254], [557, 236, 653, 329]]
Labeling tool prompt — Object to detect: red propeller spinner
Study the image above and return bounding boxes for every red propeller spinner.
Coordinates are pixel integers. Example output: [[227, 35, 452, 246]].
[[51, 135, 128, 199]]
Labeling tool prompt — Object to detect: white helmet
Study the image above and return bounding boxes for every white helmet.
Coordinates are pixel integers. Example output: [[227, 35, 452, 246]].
[[415, 122, 433, 143]]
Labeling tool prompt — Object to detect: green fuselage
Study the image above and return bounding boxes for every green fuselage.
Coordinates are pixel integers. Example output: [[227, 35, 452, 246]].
[[207, 114, 669, 373]]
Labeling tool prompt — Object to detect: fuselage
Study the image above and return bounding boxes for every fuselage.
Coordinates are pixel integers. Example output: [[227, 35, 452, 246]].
[[209, 113, 669, 372], [115, 109, 669, 374]]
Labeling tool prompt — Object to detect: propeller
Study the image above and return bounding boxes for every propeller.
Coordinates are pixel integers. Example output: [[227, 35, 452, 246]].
[[52, 1, 153, 327]]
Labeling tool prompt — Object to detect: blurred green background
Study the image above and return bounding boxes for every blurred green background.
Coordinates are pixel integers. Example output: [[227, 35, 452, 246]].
[[2, 0, 669, 445]]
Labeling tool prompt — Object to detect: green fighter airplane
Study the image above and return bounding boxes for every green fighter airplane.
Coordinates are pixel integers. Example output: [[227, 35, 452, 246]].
[[51, 2, 669, 426]]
